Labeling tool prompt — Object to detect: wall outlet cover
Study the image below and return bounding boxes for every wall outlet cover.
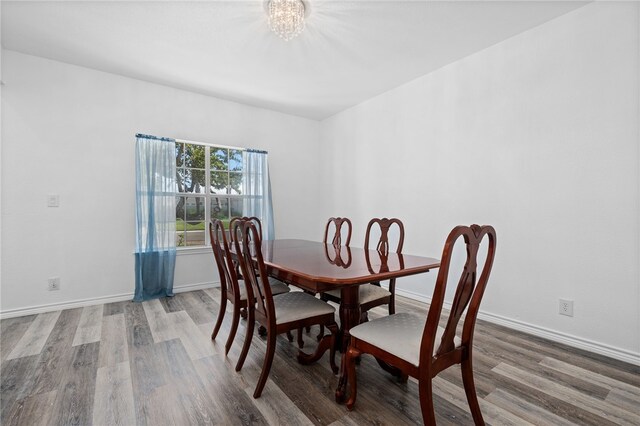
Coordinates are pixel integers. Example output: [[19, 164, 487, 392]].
[[48, 277, 60, 291], [559, 299, 574, 317]]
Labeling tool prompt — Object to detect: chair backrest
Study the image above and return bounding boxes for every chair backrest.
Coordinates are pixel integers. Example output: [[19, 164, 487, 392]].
[[324, 217, 352, 247], [209, 219, 242, 301], [420, 225, 497, 367], [364, 218, 405, 256], [232, 220, 275, 325], [229, 216, 262, 243]]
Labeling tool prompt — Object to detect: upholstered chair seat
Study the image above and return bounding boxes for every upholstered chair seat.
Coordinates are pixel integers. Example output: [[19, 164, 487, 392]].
[[274, 291, 337, 325], [325, 284, 391, 307], [349, 313, 461, 366], [235, 277, 290, 301]]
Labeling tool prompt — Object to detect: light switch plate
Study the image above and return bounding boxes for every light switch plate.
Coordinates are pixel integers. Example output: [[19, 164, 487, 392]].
[[47, 194, 60, 207]]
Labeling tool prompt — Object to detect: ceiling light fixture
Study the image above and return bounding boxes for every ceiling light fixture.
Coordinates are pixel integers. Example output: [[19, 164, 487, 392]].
[[267, 0, 306, 41]]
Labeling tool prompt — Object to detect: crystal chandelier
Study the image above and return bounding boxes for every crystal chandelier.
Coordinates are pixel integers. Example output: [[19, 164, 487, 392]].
[[268, 0, 306, 41]]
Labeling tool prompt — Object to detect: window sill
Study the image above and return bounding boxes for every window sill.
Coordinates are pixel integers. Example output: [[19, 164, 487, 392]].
[[176, 246, 211, 256]]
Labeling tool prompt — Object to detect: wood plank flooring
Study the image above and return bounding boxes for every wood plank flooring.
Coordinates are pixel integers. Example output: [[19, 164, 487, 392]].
[[1, 289, 638, 425]]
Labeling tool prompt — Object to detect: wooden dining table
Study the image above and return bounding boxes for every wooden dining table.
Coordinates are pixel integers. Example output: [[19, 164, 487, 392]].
[[259, 239, 440, 398]]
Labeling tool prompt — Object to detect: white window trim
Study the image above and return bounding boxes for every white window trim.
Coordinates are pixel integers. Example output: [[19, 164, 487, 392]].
[[175, 139, 248, 250]]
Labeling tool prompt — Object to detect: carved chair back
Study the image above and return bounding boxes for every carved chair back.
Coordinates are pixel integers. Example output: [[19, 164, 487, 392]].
[[419, 225, 497, 368], [233, 220, 276, 326], [229, 216, 263, 243], [364, 218, 405, 257], [324, 217, 352, 247], [209, 219, 242, 301]]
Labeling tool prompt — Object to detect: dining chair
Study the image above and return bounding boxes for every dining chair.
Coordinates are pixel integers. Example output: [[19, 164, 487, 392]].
[[324, 217, 353, 247], [209, 219, 290, 363], [228, 216, 262, 278], [306, 217, 353, 343], [229, 216, 296, 344], [229, 216, 262, 243], [323, 218, 404, 320], [341, 224, 497, 425], [233, 220, 340, 398]]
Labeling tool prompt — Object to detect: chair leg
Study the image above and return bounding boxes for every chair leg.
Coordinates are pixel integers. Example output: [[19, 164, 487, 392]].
[[235, 306, 255, 372], [225, 304, 241, 355], [327, 323, 339, 374], [461, 356, 485, 425], [388, 278, 396, 315], [253, 329, 276, 398], [316, 325, 324, 342], [418, 378, 437, 425], [345, 346, 361, 410], [286, 330, 294, 342], [211, 295, 226, 340], [297, 328, 305, 348], [240, 307, 248, 320]]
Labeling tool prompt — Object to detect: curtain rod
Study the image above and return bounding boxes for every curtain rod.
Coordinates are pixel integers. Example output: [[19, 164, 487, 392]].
[[177, 139, 268, 154], [136, 133, 268, 154], [175, 137, 246, 151]]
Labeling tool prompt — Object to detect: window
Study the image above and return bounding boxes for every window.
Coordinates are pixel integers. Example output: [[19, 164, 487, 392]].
[[175, 141, 245, 247]]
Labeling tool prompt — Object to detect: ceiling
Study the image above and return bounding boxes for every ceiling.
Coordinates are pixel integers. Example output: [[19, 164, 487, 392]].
[[1, 1, 588, 120]]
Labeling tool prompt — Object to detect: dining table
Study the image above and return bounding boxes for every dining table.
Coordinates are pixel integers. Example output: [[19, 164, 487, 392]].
[[258, 239, 441, 400]]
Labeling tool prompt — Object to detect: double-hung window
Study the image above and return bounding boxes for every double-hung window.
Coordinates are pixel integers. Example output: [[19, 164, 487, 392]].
[[175, 141, 245, 247]]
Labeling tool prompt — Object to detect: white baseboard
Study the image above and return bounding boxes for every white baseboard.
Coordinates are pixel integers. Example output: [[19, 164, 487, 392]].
[[0, 281, 219, 320], [394, 287, 640, 366], [3, 282, 638, 366]]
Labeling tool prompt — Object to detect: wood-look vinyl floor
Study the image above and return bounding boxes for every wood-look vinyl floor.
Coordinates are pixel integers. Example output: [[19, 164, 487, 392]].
[[1, 289, 638, 425]]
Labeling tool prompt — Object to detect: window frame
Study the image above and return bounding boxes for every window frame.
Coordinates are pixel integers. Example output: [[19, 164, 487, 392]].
[[174, 139, 246, 250]]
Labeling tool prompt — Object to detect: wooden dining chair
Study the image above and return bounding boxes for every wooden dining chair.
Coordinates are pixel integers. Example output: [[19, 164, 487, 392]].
[[228, 216, 262, 278], [229, 216, 289, 301], [233, 220, 340, 398], [229, 216, 296, 344], [209, 219, 290, 363], [323, 218, 404, 320], [299, 217, 353, 344], [324, 217, 353, 247], [341, 224, 497, 425], [229, 216, 262, 244]]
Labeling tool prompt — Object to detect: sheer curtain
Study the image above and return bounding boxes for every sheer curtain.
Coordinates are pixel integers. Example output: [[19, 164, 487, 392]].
[[134, 134, 177, 301], [243, 149, 275, 240]]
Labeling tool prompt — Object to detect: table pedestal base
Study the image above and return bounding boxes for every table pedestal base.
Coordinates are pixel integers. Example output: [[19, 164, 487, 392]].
[[336, 286, 360, 401]]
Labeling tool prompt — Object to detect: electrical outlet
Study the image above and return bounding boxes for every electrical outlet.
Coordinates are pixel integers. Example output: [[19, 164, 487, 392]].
[[559, 299, 573, 317], [48, 277, 60, 291]]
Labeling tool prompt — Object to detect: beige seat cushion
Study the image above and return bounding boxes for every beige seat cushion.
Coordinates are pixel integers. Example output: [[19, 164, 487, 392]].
[[349, 312, 461, 366], [273, 292, 335, 325], [325, 284, 391, 305], [235, 277, 290, 300], [268, 277, 290, 295]]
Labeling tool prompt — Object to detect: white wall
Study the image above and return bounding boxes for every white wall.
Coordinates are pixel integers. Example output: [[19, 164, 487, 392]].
[[1, 2, 638, 365], [1, 49, 322, 314], [320, 2, 639, 362]]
